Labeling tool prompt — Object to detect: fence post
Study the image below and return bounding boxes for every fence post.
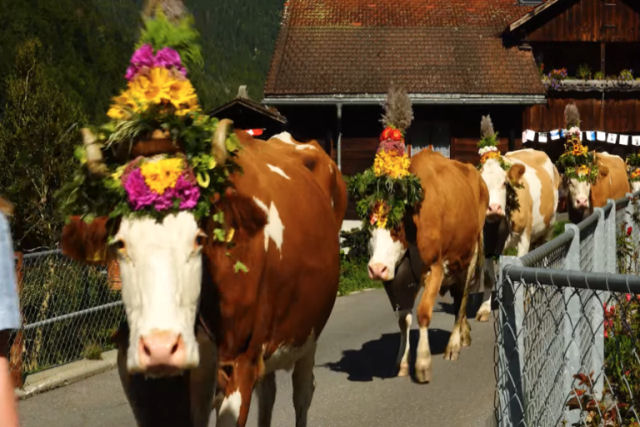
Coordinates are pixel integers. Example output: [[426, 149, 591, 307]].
[[562, 224, 581, 426], [590, 208, 607, 401], [497, 256, 525, 426], [605, 199, 617, 273]]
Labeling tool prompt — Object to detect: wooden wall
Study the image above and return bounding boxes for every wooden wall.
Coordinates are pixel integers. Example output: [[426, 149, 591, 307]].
[[524, 0, 640, 42], [523, 96, 640, 132]]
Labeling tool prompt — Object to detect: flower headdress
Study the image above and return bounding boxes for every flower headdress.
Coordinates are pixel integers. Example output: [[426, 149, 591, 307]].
[[59, 7, 240, 240], [556, 104, 598, 183], [348, 85, 423, 229], [627, 153, 640, 182], [477, 115, 509, 170]]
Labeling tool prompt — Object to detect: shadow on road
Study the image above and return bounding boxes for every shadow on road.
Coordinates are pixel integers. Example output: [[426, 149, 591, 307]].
[[323, 328, 451, 382]]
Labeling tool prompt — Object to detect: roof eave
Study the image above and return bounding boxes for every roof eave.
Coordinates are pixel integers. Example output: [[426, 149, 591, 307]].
[[262, 93, 547, 106], [508, 0, 565, 34]]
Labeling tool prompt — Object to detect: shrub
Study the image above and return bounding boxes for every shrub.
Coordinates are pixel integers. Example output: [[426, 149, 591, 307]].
[[594, 71, 605, 80], [340, 226, 370, 262], [619, 69, 634, 81], [577, 64, 592, 80]]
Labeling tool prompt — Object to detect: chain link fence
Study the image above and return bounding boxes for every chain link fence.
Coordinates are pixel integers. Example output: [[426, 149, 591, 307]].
[[10, 250, 124, 381], [495, 193, 640, 426]]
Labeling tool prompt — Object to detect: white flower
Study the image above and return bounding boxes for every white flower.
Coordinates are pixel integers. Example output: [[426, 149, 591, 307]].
[[478, 146, 499, 156], [568, 126, 581, 136]]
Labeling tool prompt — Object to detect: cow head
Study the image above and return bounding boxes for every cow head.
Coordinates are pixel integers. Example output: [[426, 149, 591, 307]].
[[367, 225, 409, 282], [480, 158, 525, 222], [564, 165, 608, 219], [631, 180, 640, 194]]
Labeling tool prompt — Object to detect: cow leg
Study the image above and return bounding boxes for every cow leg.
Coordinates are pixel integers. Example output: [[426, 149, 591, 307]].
[[217, 358, 256, 427], [445, 244, 478, 360], [516, 232, 531, 257], [256, 372, 276, 427], [292, 342, 316, 427], [415, 263, 444, 383], [396, 309, 412, 377], [476, 257, 495, 322]]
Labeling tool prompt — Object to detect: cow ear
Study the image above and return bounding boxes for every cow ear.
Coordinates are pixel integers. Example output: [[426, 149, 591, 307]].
[[599, 165, 609, 177], [61, 216, 110, 265], [217, 194, 267, 237], [507, 163, 526, 185]]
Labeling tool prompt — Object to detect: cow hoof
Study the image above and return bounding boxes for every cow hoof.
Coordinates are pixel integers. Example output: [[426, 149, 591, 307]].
[[444, 344, 460, 361], [475, 311, 491, 322], [414, 361, 431, 383], [397, 363, 410, 377], [461, 333, 471, 348]]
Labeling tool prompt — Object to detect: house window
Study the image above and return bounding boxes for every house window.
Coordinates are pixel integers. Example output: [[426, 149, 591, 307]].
[[407, 121, 450, 158]]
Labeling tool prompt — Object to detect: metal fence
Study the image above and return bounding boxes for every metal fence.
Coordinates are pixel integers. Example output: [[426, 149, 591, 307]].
[[495, 193, 640, 426], [10, 250, 124, 380]]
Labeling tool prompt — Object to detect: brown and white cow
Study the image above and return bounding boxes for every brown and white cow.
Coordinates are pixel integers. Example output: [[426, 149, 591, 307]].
[[563, 151, 630, 223], [266, 131, 347, 228], [367, 148, 488, 382], [480, 149, 560, 320], [62, 123, 344, 427]]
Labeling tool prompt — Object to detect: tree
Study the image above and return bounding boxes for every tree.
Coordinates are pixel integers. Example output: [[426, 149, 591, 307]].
[[0, 39, 85, 249]]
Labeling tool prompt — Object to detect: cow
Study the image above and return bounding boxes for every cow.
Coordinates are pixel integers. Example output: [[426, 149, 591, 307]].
[[266, 131, 347, 228], [480, 149, 560, 321], [367, 148, 488, 383], [61, 121, 344, 427], [563, 151, 630, 223]]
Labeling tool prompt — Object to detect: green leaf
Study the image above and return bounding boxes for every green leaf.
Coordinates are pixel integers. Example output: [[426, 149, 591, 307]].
[[233, 260, 249, 273]]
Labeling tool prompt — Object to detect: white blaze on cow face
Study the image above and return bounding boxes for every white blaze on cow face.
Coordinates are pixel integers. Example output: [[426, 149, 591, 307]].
[[567, 177, 591, 211], [632, 181, 640, 194], [367, 228, 407, 281], [114, 211, 203, 375], [481, 159, 508, 219]]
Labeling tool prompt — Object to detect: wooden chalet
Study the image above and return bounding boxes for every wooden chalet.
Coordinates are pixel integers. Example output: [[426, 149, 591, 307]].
[[210, 86, 287, 140], [263, 0, 640, 174]]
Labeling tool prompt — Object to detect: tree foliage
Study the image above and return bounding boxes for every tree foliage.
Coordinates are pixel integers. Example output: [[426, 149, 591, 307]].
[[0, 39, 85, 249], [0, 0, 284, 249]]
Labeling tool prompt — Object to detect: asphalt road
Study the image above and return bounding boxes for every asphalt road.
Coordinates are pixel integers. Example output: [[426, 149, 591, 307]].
[[19, 288, 496, 427]]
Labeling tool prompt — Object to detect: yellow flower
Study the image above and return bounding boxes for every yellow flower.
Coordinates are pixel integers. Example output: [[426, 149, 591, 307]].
[[373, 150, 410, 179], [169, 79, 199, 114], [632, 168, 640, 179], [370, 201, 389, 229], [140, 158, 184, 194], [576, 165, 590, 176]]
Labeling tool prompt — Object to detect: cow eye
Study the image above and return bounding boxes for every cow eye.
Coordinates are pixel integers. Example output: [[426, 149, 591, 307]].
[[112, 239, 126, 251], [195, 231, 207, 248]]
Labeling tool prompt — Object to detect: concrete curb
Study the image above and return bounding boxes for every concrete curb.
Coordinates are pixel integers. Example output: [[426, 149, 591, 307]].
[[16, 349, 118, 400]]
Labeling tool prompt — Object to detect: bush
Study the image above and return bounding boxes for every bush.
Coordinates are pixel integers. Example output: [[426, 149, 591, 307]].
[[577, 64, 592, 80], [338, 226, 381, 295]]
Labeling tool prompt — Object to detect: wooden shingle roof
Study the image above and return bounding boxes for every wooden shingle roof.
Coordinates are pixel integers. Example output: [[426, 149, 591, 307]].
[[265, 0, 546, 101]]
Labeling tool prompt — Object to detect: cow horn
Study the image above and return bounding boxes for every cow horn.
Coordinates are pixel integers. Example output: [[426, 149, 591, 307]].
[[80, 128, 109, 177], [211, 119, 233, 165]]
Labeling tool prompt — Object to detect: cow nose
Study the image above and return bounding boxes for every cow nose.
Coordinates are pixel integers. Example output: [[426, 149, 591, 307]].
[[575, 197, 589, 208], [368, 263, 388, 280], [487, 203, 504, 216], [138, 330, 186, 371]]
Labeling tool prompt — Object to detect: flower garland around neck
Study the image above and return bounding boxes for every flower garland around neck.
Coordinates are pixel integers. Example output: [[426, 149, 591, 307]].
[[348, 126, 423, 231], [627, 153, 640, 182], [556, 127, 599, 183]]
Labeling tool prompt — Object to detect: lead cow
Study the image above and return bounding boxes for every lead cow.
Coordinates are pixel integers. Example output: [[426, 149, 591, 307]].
[[367, 148, 488, 382], [62, 122, 344, 427], [564, 151, 630, 223]]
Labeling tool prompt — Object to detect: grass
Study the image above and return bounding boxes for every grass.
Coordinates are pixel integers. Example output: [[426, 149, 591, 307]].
[[338, 257, 382, 296]]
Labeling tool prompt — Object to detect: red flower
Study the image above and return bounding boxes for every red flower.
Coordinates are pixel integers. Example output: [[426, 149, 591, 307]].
[[627, 226, 633, 236], [380, 127, 393, 141], [391, 128, 403, 141]]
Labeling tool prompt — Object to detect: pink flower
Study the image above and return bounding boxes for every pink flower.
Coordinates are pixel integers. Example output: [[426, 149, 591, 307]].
[[125, 44, 155, 81], [174, 175, 200, 209], [154, 47, 187, 77], [627, 293, 632, 302], [124, 169, 156, 210]]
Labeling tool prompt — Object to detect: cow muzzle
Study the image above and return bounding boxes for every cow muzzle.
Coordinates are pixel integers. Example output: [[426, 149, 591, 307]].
[[574, 196, 589, 209], [368, 262, 390, 281], [138, 330, 187, 375], [487, 203, 504, 217]]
